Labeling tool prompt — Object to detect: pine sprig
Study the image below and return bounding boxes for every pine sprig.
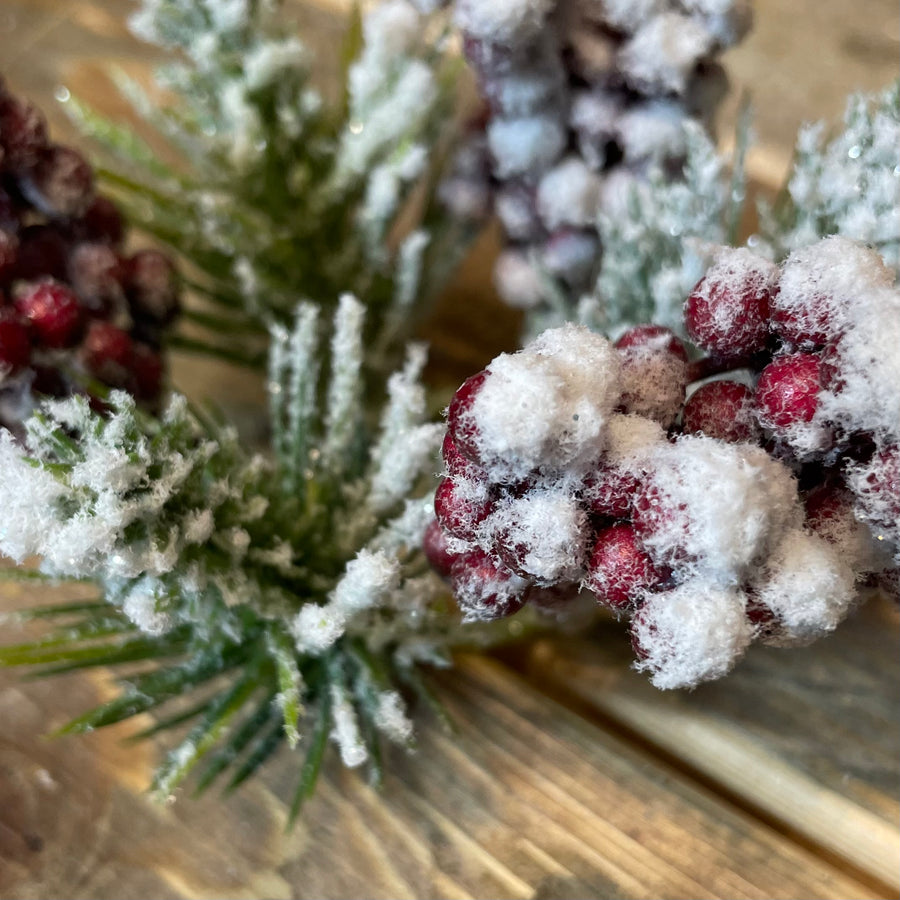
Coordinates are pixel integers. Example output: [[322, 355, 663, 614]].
[[65, 0, 472, 376], [0, 297, 511, 802]]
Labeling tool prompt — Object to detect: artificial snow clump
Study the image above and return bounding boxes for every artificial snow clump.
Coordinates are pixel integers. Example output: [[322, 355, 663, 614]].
[[750, 528, 857, 646], [456, 323, 621, 481], [453, 0, 555, 43], [632, 581, 753, 690]]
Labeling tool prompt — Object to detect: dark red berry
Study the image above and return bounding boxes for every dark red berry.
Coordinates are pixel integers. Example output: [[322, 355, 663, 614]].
[[76, 195, 125, 246], [745, 593, 780, 640], [0, 95, 48, 172], [130, 342, 164, 402], [81, 321, 133, 387], [449, 548, 527, 621], [15, 281, 83, 348], [423, 517, 462, 578], [523, 581, 579, 611], [447, 369, 489, 462], [629, 604, 653, 661], [754, 352, 823, 430], [442, 430, 486, 479], [582, 465, 639, 519], [615, 324, 689, 362], [851, 444, 900, 527], [684, 255, 774, 360], [434, 476, 494, 541], [0, 308, 31, 372], [13, 224, 69, 281], [67, 242, 125, 316], [124, 249, 180, 325], [770, 285, 833, 349], [681, 380, 757, 443], [0, 229, 18, 282], [584, 523, 665, 612], [19, 145, 94, 219]]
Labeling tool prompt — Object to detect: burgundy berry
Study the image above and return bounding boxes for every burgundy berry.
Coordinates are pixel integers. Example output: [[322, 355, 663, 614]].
[[745, 593, 780, 640], [68, 242, 125, 316], [124, 249, 180, 325], [582, 465, 639, 519], [449, 548, 527, 621], [615, 324, 689, 362], [434, 476, 494, 542], [851, 444, 900, 526], [0, 229, 18, 282], [13, 224, 69, 281], [81, 321, 133, 388], [0, 95, 48, 172], [754, 352, 823, 431], [446, 369, 489, 463], [19, 145, 94, 219], [769, 286, 833, 349], [15, 280, 83, 348], [130, 342, 164, 402], [423, 517, 462, 578], [684, 253, 775, 360], [583, 523, 666, 612], [0, 308, 31, 372], [76, 195, 125, 246], [629, 604, 653, 661], [441, 430, 486, 480], [681, 380, 757, 443]]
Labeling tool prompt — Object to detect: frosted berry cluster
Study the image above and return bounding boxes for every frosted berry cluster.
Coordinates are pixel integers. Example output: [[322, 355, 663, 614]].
[[0, 77, 180, 432], [440, 0, 750, 315], [427, 237, 899, 689]]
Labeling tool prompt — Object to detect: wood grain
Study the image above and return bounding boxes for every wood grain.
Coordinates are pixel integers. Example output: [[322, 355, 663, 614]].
[[515, 596, 900, 893]]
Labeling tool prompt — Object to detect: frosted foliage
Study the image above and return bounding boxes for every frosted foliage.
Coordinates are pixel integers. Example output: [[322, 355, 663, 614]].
[[454, 0, 555, 42], [641, 437, 800, 581], [243, 36, 307, 89], [680, 0, 753, 45], [618, 13, 714, 96], [466, 325, 621, 480], [363, 0, 421, 59], [536, 157, 602, 230], [617, 101, 688, 163], [330, 686, 368, 768], [487, 115, 567, 178], [374, 691, 414, 744], [633, 581, 752, 689], [494, 251, 544, 309], [488, 491, 590, 583], [768, 84, 900, 270], [775, 237, 894, 340], [752, 529, 856, 645], [819, 287, 900, 443], [121, 577, 173, 635]]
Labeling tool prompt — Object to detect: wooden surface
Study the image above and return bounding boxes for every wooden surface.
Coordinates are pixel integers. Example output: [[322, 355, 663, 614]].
[[1, 2, 899, 899]]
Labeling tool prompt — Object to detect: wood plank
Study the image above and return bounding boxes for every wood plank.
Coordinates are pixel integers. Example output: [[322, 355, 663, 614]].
[[515, 596, 900, 893], [0, 572, 887, 900]]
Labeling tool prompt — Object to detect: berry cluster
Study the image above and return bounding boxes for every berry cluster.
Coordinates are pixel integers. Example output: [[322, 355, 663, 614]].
[[0, 77, 180, 430], [427, 237, 899, 689], [440, 0, 750, 314]]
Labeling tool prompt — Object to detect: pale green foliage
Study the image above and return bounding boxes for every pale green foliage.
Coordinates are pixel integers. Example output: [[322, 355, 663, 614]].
[[760, 81, 900, 271]]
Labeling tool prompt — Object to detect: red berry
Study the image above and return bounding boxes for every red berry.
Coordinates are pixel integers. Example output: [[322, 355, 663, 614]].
[[584, 523, 665, 611], [15, 281, 83, 348], [124, 249, 180, 325], [615, 324, 689, 362], [434, 476, 494, 541], [423, 517, 462, 578], [684, 252, 775, 360], [130, 342, 164, 402], [0, 229, 18, 282], [81, 321, 133, 387], [769, 285, 833, 349], [447, 369, 489, 462], [754, 352, 823, 430], [582, 465, 639, 519], [442, 430, 486, 479], [449, 548, 527, 621], [745, 593, 780, 640], [523, 581, 579, 611], [76, 195, 125, 246], [67, 242, 125, 316], [681, 380, 757, 443], [13, 224, 69, 281], [0, 308, 31, 372], [0, 95, 48, 172], [19, 145, 94, 219], [849, 444, 900, 528]]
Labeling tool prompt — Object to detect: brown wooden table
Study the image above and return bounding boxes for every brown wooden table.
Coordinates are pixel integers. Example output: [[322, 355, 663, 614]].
[[1, 3, 898, 897]]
